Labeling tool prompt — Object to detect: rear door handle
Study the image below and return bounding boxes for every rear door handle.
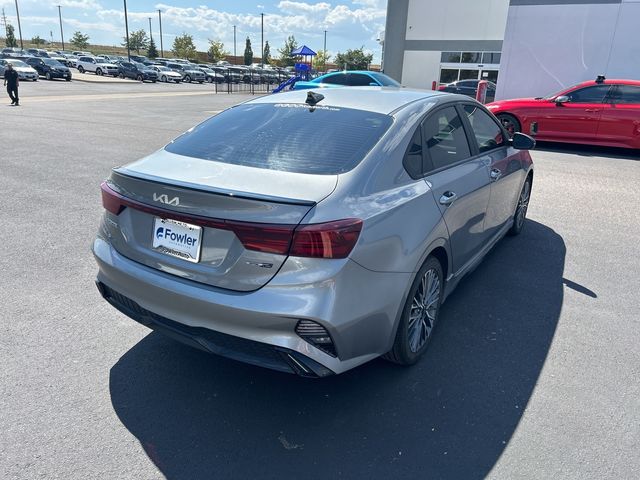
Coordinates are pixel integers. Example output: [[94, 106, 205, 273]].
[[490, 168, 502, 181], [439, 191, 457, 205]]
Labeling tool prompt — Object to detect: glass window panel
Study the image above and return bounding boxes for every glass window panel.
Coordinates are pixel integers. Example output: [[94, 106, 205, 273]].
[[440, 51, 461, 63], [439, 69, 459, 84], [423, 107, 471, 171], [461, 52, 482, 63]]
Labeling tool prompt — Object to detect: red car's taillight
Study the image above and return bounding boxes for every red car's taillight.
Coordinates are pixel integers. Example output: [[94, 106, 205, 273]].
[[290, 219, 363, 259], [100, 182, 362, 259]]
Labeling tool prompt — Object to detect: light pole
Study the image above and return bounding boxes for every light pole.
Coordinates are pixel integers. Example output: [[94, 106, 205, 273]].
[[57, 5, 64, 51], [260, 13, 264, 68], [233, 25, 236, 65], [148, 17, 153, 50], [323, 29, 327, 72], [158, 10, 163, 57], [14, 0, 23, 50], [123, 0, 130, 60]]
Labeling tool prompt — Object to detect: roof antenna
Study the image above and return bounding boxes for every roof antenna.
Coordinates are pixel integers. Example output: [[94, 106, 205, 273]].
[[305, 91, 324, 107], [595, 75, 606, 84]]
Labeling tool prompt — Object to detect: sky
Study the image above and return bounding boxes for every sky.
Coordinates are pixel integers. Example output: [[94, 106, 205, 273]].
[[0, 0, 387, 62]]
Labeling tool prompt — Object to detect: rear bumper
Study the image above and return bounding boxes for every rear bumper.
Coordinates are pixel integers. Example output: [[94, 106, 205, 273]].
[[93, 237, 411, 375]]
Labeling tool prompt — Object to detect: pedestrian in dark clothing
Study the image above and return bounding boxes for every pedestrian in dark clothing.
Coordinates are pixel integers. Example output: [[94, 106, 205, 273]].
[[4, 63, 19, 106]]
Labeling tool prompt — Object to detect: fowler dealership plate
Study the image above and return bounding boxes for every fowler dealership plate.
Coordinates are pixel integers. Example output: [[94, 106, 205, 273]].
[[152, 218, 202, 263]]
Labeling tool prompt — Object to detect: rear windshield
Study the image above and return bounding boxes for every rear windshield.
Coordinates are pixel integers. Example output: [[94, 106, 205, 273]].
[[164, 103, 393, 175]]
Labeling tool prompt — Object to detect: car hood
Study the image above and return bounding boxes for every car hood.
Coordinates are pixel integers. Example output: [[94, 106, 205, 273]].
[[96, 62, 118, 67], [486, 97, 546, 109], [14, 67, 36, 73]]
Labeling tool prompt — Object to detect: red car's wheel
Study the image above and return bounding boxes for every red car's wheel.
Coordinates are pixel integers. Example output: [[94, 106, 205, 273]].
[[497, 113, 521, 138]]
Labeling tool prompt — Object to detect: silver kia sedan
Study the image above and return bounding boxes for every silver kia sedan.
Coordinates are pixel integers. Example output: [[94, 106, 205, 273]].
[[94, 87, 534, 377]]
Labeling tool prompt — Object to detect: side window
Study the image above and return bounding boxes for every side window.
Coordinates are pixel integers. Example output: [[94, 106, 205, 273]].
[[322, 74, 347, 85], [463, 105, 505, 153], [610, 85, 640, 104], [567, 86, 611, 103], [403, 127, 423, 179], [348, 74, 374, 86], [423, 106, 471, 171]]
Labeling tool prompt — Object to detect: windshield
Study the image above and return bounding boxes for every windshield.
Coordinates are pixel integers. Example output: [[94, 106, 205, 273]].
[[168, 64, 183, 70], [7, 59, 28, 67], [369, 72, 401, 87], [44, 59, 63, 67], [542, 85, 578, 100], [165, 103, 393, 175], [156, 66, 170, 71]]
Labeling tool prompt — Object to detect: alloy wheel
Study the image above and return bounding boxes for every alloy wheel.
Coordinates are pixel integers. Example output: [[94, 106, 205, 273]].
[[516, 180, 531, 230], [407, 268, 440, 353]]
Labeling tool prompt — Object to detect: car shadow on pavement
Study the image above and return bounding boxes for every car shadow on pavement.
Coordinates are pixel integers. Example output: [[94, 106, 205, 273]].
[[535, 141, 640, 160], [109, 220, 565, 480]]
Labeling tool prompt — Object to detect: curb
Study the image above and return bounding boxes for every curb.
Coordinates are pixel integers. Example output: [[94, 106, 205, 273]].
[[71, 74, 133, 84]]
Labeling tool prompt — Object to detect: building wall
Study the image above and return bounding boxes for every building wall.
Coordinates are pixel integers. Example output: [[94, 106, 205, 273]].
[[496, 0, 640, 100], [384, 0, 509, 88]]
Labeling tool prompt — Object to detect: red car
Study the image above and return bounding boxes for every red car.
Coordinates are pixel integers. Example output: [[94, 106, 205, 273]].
[[486, 77, 640, 149]]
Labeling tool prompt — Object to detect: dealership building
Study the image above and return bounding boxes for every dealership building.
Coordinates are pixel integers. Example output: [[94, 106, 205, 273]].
[[384, 0, 640, 99]]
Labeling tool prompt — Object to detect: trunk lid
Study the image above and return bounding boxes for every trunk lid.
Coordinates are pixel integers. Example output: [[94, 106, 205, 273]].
[[103, 150, 337, 291]]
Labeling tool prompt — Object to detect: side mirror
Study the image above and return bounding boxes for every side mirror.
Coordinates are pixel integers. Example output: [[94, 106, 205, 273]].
[[511, 132, 536, 150], [555, 95, 569, 105]]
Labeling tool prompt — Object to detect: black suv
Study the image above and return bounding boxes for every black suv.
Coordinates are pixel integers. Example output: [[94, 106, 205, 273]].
[[116, 62, 158, 82], [25, 57, 72, 81]]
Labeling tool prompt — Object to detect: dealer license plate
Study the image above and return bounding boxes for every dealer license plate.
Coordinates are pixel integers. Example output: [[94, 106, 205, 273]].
[[152, 218, 202, 263]]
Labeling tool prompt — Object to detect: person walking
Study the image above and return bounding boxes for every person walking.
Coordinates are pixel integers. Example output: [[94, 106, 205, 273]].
[[4, 63, 19, 106]]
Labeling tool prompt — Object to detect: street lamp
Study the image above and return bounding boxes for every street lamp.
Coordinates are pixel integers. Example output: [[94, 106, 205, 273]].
[[158, 10, 163, 57], [233, 25, 236, 65], [14, 0, 23, 50], [123, 0, 130, 60], [323, 29, 327, 72], [57, 5, 64, 51], [260, 13, 264, 68], [148, 17, 153, 51]]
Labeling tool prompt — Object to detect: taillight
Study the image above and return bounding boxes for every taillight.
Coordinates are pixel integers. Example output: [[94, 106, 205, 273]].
[[437, 85, 447, 91], [290, 218, 362, 259], [225, 221, 294, 255], [101, 181, 125, 215]]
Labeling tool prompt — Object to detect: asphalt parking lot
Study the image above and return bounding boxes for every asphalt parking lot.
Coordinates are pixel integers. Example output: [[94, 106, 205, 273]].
[[1, 81, 639, 480]]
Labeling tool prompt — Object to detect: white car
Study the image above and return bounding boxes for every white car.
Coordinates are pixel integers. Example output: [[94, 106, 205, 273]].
[[76, 56, 119, 76], [151, 65, 183, 83], [0, 59, 38, 81]]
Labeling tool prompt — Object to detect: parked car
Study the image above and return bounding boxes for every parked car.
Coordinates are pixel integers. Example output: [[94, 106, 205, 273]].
[[72, 51, 92, 57], [24, 57, 72, 81], [26, 48, 50, 58], [0, 59, 38, 81], [486, 76, 640, 149], [292, 70, 400, 90], [194, 66, 224, 83], [165, 62, 205, 83], [115, 61, 157, 82], [150, 65, 183, 83], [76, 56, 119, 76], [439, 79, 496, 103], [61, 55, 79, 68], [129, 55, 149, 64], [94, 87, 535, 377]]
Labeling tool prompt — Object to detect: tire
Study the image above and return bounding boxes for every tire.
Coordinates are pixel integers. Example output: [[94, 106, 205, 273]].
[[207, 77, 213, 83], [198, 81, 203, 84], [118, 72, 125, 79], [497, 113, 521, 138], [96, 68, 103, 76], [385, 256, 444, 365], [508, 177, 532, 236], [66, 77, 71, 82], [45, 72, 52, 80], [136, 74, 143, 82], [78, 66, 85, 73], [151, 80, 156, 83], [184, 75, 191, 83], [161, 75, 167, 82]]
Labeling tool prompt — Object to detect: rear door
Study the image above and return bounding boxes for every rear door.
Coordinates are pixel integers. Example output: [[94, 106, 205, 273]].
[[596, 84, 640, 148], [536, 85, 612, 142], [422, 105, 493, 274]]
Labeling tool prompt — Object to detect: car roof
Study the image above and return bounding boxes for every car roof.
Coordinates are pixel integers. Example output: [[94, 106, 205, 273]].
[[571, 79, 640, 89], [247, 87, 455, 115]]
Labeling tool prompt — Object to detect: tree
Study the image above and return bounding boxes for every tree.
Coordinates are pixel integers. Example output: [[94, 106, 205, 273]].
[[243, 36, 253, 65], [31, 35, 45, 46], [70, 31, 90, 50], [334, 47, 373, 70], [147, 37, 158, 59], [263, 40, 271, 65], [172, 33, 197, 59], [207, 39, 227, 63], [314, 50, 331, 72], [5, 24, 17, 48], [277, 35, 298, 67], [123, 29, 149, 55]]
